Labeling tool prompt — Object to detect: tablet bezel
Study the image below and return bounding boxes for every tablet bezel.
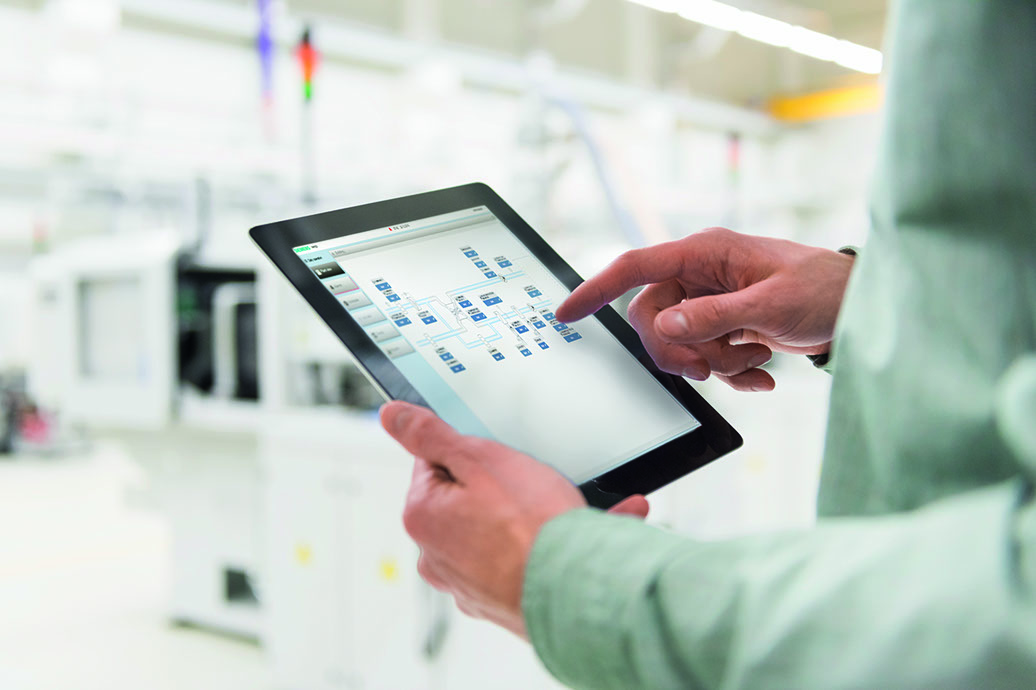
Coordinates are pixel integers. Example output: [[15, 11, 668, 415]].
[[250, 182, 742, 508]]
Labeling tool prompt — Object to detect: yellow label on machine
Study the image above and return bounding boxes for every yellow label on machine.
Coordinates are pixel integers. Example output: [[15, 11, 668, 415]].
[[295, 543, 313, 566], [378, 557, 399, 582]]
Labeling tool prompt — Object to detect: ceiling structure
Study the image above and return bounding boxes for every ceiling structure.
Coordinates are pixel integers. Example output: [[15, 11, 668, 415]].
[[258, 0, 889, 104], [1, 0, 888, 106]]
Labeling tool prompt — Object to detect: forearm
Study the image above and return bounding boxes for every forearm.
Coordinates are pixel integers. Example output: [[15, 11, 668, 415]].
[[524, 479, 1036, 690]]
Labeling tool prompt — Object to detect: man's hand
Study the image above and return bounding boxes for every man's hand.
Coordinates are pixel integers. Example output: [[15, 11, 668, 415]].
[[555, 228, 855, 392], [381, 401, 648, 638]]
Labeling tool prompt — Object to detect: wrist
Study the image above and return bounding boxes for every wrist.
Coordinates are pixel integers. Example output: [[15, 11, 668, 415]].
[[807, 246, 857, 369]]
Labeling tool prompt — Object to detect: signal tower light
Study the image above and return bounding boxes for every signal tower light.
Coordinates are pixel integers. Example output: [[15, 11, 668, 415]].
[[296, 26, 319, 102]]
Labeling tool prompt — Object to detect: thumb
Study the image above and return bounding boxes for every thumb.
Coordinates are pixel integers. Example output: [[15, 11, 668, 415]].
[[608, 495, 650, 520], [656, 283, 770, 344], [380, 401, 466, 461]]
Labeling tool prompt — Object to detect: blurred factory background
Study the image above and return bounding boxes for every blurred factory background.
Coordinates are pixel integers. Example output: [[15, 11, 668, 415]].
[[0, 0, 885, 688]]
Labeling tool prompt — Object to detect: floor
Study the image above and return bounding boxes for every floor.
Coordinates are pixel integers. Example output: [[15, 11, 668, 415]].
[[0, 445, 273, 690]]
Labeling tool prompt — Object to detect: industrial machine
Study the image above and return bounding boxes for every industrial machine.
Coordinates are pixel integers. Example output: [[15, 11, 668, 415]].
[[25, 231, 563, 687]]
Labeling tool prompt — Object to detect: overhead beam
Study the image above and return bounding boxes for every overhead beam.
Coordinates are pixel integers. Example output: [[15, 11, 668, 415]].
[[768, 83, 882, 123]]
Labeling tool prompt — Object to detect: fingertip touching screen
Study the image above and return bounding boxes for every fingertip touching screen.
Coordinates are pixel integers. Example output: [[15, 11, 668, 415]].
[[292, 206, 700, 484]]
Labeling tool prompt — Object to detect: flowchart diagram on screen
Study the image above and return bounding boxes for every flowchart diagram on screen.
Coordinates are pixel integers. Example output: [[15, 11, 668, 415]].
[[353, 240, 583, 380]]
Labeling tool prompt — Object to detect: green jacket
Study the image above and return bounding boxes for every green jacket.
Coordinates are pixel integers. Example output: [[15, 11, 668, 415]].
[[522, 2, 1036, 688]]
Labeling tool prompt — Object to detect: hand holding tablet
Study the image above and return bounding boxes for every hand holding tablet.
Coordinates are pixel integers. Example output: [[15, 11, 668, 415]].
[[250, 183, 741, 507]]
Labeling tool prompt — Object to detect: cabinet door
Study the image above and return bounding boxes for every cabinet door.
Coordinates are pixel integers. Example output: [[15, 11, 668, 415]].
[[341, 459, 427, 690], [263, 451, 354, 689]]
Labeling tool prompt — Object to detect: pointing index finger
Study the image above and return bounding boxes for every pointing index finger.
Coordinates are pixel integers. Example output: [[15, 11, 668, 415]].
[[555, 241, 687, 323]]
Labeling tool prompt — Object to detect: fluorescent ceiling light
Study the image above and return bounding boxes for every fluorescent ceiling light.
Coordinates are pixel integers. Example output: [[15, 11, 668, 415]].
[[677, 0, 741, 32], [737, 11, 793, 47], [628, 0, 883, 74]]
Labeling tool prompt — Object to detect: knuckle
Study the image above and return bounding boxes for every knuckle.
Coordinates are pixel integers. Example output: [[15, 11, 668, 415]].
[[613, 250, 644, 283], [402, 501, 427, 540], [702, 226, 735, 239], [699, 297, 728, 330], [417, 555, 445, 590], [416, 555, 432, 581], [710, 360, 743, 377], [627, 294, 651, 331], [456, 599, 478, 618], [613, 249, 637, 268]]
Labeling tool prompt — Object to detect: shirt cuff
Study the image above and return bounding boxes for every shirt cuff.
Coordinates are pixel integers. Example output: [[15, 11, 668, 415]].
[[995, 355, 1036, 473], [522, 509, 689, 690]]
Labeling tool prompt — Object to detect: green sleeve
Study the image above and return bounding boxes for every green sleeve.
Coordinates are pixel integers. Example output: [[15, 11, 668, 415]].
[[524, 484, 1036, 690], [524, 362, 1036, 690]]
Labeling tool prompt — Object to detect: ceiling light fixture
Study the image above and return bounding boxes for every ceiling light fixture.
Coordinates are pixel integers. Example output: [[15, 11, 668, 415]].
[[628, 0, 883, 74]]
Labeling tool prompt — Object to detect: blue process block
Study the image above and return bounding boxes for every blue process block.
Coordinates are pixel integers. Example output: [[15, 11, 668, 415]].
[[497, 260, 512, 268], [422, 316, 437, 325], [374, 282, 390, 291], [439, 352, 453, 361], [520, 348, 532, 357], [553, 323, 567, 332], [542, 312, 555, 321], [483, 297, 503, 306], [564, 333, 583, 343], [450, 364, 466, 373], [532, 320, 547, 329], [492, 353, 505, 361], [471, 313, 487, 322], [394, 317, 412, 327], [387, 294, 401, 302], [459, 299, 472, 308], [484, 271, 497, 278], [474, 261, 487, 268], [516, 325, 529, 334], [538, 342, 550, 350], [527, 289, 541, 297], [463, 250, 478, 258]]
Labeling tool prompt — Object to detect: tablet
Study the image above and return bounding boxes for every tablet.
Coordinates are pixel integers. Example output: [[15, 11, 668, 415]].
[[250, 183, 741, 508]]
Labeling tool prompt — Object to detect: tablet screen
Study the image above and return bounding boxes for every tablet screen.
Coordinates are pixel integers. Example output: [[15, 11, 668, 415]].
[[292, 206, 700, 484]]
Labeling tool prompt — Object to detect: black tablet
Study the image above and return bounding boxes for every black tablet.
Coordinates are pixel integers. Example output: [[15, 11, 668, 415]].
[[250, 183, 741, 508]]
